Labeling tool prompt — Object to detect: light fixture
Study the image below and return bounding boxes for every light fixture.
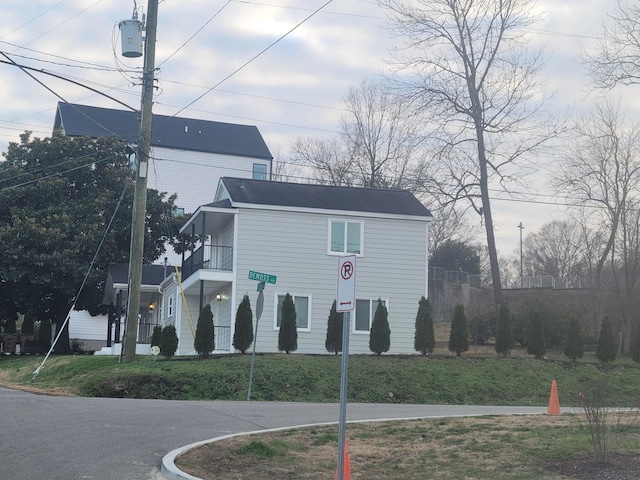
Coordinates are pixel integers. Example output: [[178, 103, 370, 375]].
[[216, 293, 222, 302]]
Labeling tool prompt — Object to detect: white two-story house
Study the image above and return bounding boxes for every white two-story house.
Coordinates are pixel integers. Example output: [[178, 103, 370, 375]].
[[52, 102, 274, 351], [161, 177, 432, 355]]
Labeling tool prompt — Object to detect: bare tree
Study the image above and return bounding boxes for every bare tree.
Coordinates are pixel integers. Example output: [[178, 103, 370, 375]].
[[554, 101, 640, 353], [583, 0, 640, 89], [523, 219, 588, 279], [381, 0, 559, 308], [428, 203, 478, 253], [290, 78, 430, 192], [269, 145, 303, 183], [289, 137, 355, 186], [341, 78, 426, 189]]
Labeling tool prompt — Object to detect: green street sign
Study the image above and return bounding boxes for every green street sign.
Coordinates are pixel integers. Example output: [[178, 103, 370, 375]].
[[248, 270, 277, 285]]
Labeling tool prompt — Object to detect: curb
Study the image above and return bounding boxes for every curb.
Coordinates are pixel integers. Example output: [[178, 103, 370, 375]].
[[161, 411, 546, 480]]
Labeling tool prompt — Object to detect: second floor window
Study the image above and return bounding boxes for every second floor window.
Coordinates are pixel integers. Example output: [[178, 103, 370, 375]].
[[329, 219, 363, 255], [253, 163, 267, 180]]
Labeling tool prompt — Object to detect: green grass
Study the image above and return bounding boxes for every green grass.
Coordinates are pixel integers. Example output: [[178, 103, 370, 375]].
[[2, 351, 640, 406]]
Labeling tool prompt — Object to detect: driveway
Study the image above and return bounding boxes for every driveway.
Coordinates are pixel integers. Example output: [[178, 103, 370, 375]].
[[0, 386, 546, 480]]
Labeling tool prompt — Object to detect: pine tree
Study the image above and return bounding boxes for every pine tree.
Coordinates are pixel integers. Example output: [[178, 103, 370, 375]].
[[369, 298, 391, 355], [564, 316, 584, 361], [448, 303, 469, 357], [526, 311, 546, 359], [233, 294, 254, 354], [278, 293, 298, 354], [325, 300, 343, 355], [596, 317, 616, 363], [194, 304, 215, 358], [495, 302, 514, 357], [414, 296, 435, 355], [160, 324, 179, 358], [151, 325, 162, 348], [632, 320, 640, 363]]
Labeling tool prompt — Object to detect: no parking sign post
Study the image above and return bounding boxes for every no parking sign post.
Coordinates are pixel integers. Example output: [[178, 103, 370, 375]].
[[336, 255, 355, 480]]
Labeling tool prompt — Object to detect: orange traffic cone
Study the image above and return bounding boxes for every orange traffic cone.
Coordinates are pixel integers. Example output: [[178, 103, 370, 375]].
[[334, 439, 352, 480], [547, 380, 561, 415]]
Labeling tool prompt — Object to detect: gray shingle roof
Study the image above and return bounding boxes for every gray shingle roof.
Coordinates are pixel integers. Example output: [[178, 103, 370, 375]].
[[107, 263, 171, 286], [53, 102, 273, 160], [217, 177, 432, 217]]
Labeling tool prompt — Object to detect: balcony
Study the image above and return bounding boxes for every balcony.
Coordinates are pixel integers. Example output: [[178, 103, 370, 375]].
[[182, 244, 233, 280]]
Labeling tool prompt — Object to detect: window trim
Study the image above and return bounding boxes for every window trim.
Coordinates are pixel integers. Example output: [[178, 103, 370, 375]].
[[353, 298, 389, 334], [327, 219, 364, 256], [273, 293, 312, 332]]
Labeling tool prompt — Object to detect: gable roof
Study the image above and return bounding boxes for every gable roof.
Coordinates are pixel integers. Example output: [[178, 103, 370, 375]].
[[215, 177, 432, 217], [53, 102, 273, 160]]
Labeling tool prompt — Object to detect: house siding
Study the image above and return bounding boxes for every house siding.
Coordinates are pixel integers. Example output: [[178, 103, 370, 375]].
[[149, 147, 270, 214], [232, 207, 428, 355]]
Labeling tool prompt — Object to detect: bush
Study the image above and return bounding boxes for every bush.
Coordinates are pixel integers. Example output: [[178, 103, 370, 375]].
[[414, 296, 435, 355], [564, 316, 584, 361], [194, 304, 215, 358], [325, 300, 343, 355], [4, 316, 17, 334], [369, 298, 391, 355], [233, 294, 254, 354], [526, 311, 546, 359], [577, 379, 639, 463], [495, 302, 514, 357], [21, 316, 34, 334], [278, 293, 297, 354], [468, 308, 495, 346], [150, 325, 162, 348], [596, 317, 616, 363], [448, 303, 469, 357], [160, 325, 179, 358], [38, 319, 52, 347]]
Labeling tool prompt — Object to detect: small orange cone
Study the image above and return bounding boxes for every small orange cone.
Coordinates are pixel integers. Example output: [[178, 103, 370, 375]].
[[334, 439, 352, 480], [547, 380, 561, 415]]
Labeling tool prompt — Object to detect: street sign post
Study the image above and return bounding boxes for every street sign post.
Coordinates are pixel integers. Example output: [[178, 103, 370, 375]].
[[336, 255, 355, 480], [247, 269, 274, 401]]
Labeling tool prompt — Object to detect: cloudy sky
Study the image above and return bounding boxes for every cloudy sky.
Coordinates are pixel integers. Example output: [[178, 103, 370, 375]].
[[0, 0, 633, 259]]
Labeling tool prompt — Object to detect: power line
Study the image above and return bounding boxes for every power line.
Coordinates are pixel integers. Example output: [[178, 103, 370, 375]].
[[157, 1, 232, 68], [166, 0, 335, 120], [0, 54, 136, 113]]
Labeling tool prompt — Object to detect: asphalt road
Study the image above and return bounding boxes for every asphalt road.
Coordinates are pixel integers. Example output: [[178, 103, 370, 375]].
[[0, 386, 546, 480]]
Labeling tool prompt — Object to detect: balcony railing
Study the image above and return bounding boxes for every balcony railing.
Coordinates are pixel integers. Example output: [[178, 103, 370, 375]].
[[182, 244, 233, 279]]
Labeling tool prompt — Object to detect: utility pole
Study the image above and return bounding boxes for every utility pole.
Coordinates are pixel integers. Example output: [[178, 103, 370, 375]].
[[518, 222, 524, 288], [122, 0, 158, 363]]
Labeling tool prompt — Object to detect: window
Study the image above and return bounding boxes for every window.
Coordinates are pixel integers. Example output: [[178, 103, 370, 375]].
[[354, 299, 386, 332], [253, 163, 268, 180], [329, 220, 363, 255], [275, 294, 311, 331], [167, 296, 174, 317]]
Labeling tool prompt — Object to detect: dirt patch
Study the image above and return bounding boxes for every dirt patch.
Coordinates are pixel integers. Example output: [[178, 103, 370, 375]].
[[548, 455, 640, 479]]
